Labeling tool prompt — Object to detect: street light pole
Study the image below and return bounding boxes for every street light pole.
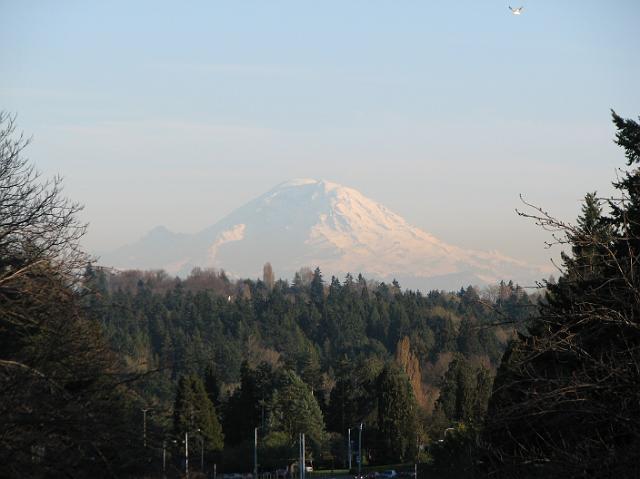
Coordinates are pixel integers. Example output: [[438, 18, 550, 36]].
[[302, 433, 306, 479], [298, 433, 305, 479], [185, 431, 189, 478], [162, 440, 166, 476], [254, 427, 258, 479], [347, 428, 352, 470], [298, 434, 302, 479], [357, 423, 363, 478]]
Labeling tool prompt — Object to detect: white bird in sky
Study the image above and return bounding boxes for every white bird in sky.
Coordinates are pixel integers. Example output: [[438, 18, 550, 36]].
[[509, 6, 524, 15]]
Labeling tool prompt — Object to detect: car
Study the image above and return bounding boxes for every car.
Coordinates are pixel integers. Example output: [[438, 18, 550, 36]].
[[379, 470, 397, 479]]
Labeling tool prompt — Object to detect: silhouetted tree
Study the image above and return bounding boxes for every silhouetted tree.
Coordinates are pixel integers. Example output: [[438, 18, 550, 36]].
[[484, 111, 640, 478]]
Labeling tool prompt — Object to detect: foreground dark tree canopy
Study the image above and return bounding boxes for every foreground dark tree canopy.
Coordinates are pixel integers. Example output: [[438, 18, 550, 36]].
[[0, 113, 144, 478], [483, 112, 640, 478]]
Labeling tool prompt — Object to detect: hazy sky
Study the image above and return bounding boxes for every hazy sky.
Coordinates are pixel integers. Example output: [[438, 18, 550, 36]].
[[2, 0, 639, 268]]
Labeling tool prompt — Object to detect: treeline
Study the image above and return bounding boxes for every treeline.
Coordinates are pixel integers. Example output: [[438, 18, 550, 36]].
[[84, 263, 534, 472]]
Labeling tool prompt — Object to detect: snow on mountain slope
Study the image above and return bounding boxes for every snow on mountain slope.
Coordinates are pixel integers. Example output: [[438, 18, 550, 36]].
[[100, 179, 546, 289]]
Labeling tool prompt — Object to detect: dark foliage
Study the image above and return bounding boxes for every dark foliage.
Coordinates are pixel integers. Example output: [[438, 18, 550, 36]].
[[483, 112, 640, 478], [0, 113, 144, 478]]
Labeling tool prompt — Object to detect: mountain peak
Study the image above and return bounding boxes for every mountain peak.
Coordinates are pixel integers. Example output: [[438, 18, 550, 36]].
[[273, 178, 344, 192], [276, 178, 321, 188], [102, 179, 546, 289]]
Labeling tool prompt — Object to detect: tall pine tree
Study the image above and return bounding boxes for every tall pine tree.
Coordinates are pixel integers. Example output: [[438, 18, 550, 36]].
[[484, 112, 640, 478]]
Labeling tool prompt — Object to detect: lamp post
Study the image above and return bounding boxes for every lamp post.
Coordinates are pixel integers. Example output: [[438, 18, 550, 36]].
[[141, 408, 151, 448], [254, 427, 258, 479], [162, 440, 166, 476], [185, 428, 202, 478], [299, 433, 306, 479], [347, 428, 352, 470], [357, 423, 363, 478]]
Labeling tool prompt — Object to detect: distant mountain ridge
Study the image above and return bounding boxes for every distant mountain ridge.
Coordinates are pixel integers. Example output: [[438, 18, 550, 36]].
[[100, 178, 546, 290]]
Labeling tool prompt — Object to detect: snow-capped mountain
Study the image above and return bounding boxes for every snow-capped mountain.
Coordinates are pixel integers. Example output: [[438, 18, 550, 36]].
[[100, 179, 546, 290]]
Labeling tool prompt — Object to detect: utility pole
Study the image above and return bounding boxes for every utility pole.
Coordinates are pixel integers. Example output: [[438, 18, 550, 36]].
[[357, 423, 363, 478], [298, 433, 305, 479], [302, 433, 306, 479], [254, 427, 258, 479], [347, 428, 352, 470], [299, 433, 302, 479], [200, 436, 204, 472], [185, 431, 189, 478], [162, 440, 166, 477]]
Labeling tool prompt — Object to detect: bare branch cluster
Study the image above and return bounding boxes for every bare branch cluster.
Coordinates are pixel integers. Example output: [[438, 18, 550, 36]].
[[482, 112, 640, 478], [0, 112, 88, 287], [0, 113, 144, 477]]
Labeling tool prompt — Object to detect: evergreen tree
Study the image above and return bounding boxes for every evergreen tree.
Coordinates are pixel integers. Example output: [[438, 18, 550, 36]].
[[326, 359, 362, 434], [376, 364, 417, 463], [310, 267, 325, 306], [267, 370, 326, 449], [223, 361, 261, 445], [434, 355, 493, 430], [484, 112, 640, 477], [436, 356, 475, 424], [566, 192, 610, 279], [204, 363, 221, 409], [173, 374, 224, 451]]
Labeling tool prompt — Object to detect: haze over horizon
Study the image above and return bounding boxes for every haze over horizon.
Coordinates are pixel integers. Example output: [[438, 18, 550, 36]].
[[2, 1, 639, 269], [101, 177, 550, 290]]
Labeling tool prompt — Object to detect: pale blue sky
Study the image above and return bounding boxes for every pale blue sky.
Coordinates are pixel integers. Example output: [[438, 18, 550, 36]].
[[2, 1, 639, 267]]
